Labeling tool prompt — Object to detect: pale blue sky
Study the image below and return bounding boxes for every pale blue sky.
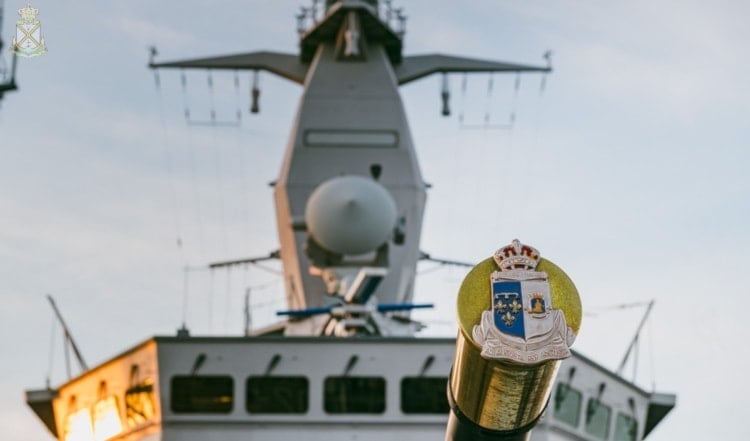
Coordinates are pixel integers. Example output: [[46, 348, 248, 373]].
[[2, 1, 749, 440]]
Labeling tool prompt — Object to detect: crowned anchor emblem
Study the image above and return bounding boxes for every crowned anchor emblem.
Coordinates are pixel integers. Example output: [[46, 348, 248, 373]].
[[11, 4, 47, 58], [472, 239, 576, 364]]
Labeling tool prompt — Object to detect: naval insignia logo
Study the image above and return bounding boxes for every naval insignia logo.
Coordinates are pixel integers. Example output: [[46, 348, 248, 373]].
[[472, 239, 576, 364], [11, 4, 47, 58]]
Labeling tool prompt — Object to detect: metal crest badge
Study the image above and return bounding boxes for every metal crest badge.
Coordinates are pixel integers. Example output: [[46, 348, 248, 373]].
[[11, 4, 47, 58], [472, 239, 576, 364]]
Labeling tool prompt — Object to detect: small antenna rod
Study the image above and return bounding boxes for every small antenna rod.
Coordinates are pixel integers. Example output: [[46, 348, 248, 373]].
[[46, 295, 89, 373], [617, 300, 654, 375]]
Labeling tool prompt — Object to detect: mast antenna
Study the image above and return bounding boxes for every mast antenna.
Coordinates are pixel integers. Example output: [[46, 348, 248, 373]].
[[46, 295, 88, 376], [616, 300, 655, 378]]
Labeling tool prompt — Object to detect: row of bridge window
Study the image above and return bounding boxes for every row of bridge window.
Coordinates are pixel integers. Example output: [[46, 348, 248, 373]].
[[553, 383, 638, 441], [171, 375, 450, 415], [170, 375, 639, 440], [64, 376, 639, 440]]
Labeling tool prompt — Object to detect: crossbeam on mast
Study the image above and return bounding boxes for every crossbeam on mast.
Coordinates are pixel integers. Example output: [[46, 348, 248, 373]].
[[208, 250, 281, 269]]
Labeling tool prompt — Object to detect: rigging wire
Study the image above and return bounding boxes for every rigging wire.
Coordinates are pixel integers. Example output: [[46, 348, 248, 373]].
[[46, 313, 57, 387], [631, 334, 639, 383], [458, 73, 515, 130], [244, 278, 285, 334], [540, 51, 551, 95], [589, 300, 658, 388], [233, 70, 243, 123], [181, 69, 190, 123], [218, 266, 285, 334], [243, 266, 250, 334], [532, 51, 552, 149], [585, 301, 653, 317], [458, 73, 467, 124], [246, 261, 283, 276], [181, 265, 210, 331], [223, 266, 232, 333], [417, 263, 459, 276], [63, 328, 71, 379], [483, 73, 493, 125], [152, 57, 186, 262], [233, 70, 254, 248], [647, 314, 657, 391], [510, 72, 521, 126], [171, 68, 256, 334], [182, 266, 190, 328], [181, 69, 207, 258], [207, 69, 215, 124], [207, 69, 230, 256], [208, 268, 216, 333]]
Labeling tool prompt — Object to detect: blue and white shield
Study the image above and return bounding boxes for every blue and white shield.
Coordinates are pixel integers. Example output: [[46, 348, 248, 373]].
[[491, 278, 553, 340]]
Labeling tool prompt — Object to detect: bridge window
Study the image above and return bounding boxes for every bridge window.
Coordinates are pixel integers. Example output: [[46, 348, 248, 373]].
[[553, 383, 582, 427], [324, 376, 385, 414], [125, 380, 156, 426], [171, 375, 233, 413], [585, 398, 612, 440], [64, 403, 95, 441], [401, 377, 449, 414], [614, 412, 638, 441], [246, 376, 308, 414], [92, 395, 124, 441]]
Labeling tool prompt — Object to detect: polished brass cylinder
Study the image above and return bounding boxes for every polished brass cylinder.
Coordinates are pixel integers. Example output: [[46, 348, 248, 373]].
[[450, 331, 561, 430], [448, 255, 581, 433]]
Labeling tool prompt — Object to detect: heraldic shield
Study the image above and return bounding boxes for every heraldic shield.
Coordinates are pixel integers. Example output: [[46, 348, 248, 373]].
[[473, 240, 576, 364], [12, 5, 47, 58], [491, 278, 553, 340]]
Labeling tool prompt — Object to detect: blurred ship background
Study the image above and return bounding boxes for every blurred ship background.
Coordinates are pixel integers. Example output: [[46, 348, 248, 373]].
[[3, 0, 749, 440]]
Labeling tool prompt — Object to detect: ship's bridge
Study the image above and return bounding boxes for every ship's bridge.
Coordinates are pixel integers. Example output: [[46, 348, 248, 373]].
[[26, 336, 673, 441]]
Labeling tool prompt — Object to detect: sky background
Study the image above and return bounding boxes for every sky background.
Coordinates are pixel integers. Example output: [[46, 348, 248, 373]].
[[2, 0, 749, 440]]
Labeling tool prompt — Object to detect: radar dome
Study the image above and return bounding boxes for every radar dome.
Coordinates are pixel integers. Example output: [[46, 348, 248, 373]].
[[305, 175, 397, 255]]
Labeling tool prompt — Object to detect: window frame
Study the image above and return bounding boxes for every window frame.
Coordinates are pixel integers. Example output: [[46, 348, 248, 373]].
[[553, 383, 583, 428], [584, 397, 612, 440], [245, 375, 309, 414], [170, 375, 234, 414], [400, 376, 450, 414], [614, 411, 639, 441], [323, 376, 386, 414]]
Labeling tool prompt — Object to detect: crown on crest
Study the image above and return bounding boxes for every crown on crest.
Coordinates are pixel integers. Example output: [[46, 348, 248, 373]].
[[18, 5, 39, 22], [493, 239, 540, 271]]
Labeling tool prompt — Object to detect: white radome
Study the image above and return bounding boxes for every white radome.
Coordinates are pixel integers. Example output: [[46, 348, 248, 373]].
[[305, 175, 397, 255]]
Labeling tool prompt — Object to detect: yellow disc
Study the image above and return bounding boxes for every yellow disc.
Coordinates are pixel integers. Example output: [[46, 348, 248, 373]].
[[456, 257, 582, 344]]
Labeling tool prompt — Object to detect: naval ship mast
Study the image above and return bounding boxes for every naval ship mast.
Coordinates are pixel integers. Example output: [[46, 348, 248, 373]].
[[25, 2, 675, 441], [151, 0, 550, 338]]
